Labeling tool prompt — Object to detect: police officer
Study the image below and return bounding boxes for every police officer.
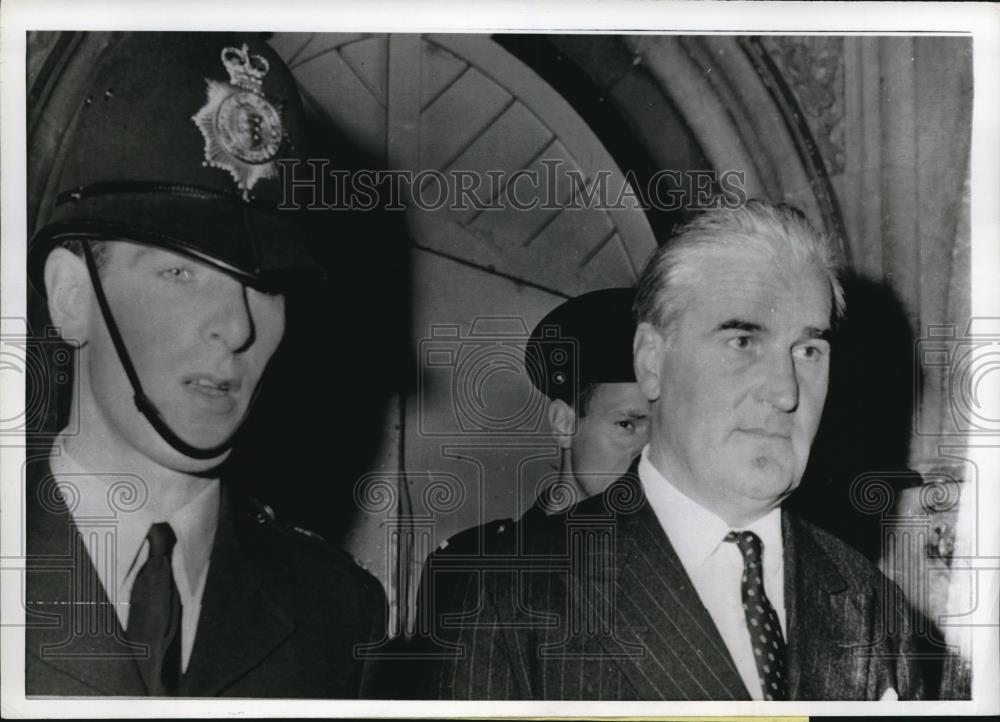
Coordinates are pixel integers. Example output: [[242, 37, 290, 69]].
[[427, 288, 650, 558], [522, 287, 651, 518], [402, 289, 650, 691], [25, 32, 384, 698]]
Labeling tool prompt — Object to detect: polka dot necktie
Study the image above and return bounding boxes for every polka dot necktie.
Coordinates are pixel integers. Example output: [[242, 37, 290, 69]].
[[725, 530, 788, 701], [128, 522, 182, 696]]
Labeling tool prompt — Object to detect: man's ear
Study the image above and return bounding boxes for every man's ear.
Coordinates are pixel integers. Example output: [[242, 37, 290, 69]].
[[633, 321, 666, 403], [547, 399, 576, 449], [43, 248, 92, 345]]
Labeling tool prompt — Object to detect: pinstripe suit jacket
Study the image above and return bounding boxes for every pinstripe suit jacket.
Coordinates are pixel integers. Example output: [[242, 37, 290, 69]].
[[422, 466, 930, 700]]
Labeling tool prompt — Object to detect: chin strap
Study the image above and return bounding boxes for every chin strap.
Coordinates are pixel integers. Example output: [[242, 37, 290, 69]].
[[80, 239, 249, 461]]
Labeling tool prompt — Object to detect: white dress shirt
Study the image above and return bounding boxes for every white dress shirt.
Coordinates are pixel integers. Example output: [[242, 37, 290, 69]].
[[50, 436, 219, 672], [637, 446, 785, 700]]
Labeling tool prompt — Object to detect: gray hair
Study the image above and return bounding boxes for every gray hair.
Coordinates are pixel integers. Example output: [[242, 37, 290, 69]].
[[634, 199, 846, 334]]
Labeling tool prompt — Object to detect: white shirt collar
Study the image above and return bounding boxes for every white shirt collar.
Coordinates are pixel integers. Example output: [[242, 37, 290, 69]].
[[637, 445, 782, 576], [50, 435, 219, 600]]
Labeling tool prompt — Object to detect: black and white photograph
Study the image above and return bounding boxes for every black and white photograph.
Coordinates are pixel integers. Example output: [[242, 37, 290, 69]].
[[1, 0, 998, 717]]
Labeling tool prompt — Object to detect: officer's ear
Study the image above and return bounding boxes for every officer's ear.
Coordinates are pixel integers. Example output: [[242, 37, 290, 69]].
[[547, 399, 576, 449], [43, 248, 93, 345], [633, 321, 666, 403]]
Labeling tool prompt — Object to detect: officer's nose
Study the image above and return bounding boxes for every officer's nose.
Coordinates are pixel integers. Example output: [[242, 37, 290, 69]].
[[761, 351, 799, 412], [634, 432, 649, 455], [205, 276, 255, 351], [627, 424, 650, 457]]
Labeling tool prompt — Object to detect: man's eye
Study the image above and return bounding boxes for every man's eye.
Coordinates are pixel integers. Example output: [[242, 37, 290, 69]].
[[618, 418, 650, 432], [727, 335, 753, 351], [794, 344, 826, 362], [160, 267, 194, 281]]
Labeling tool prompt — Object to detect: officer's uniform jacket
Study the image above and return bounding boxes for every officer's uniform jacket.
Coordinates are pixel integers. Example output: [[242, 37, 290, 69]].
[[24, 455, 386, 698]]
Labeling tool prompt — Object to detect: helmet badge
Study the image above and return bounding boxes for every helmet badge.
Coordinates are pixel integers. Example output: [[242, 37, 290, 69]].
[[192, 44, 286, 200]]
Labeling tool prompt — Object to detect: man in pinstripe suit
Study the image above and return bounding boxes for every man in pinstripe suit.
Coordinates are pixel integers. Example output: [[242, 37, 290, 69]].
[[423, 200, 933, 701]]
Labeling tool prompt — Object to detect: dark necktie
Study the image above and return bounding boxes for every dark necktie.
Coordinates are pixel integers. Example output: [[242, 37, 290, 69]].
[[128, 522, 182, 696], [725, 530, 788, 701]]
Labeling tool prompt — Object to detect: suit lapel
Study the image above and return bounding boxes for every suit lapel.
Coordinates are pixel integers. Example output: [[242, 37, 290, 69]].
[[783, 510, 860, 700], [25, 462, 147, 695], [178, 486, 294, 696], [566, 469, 750, 701]]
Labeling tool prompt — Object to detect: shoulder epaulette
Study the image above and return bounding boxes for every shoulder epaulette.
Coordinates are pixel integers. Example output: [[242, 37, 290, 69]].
[[435, 516, 516, 556], [246, 495, 329, 546]]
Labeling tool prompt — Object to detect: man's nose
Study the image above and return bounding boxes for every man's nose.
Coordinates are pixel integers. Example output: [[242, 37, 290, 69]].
[[761, 352, 799, 412], [205, 278, 254, 351]]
